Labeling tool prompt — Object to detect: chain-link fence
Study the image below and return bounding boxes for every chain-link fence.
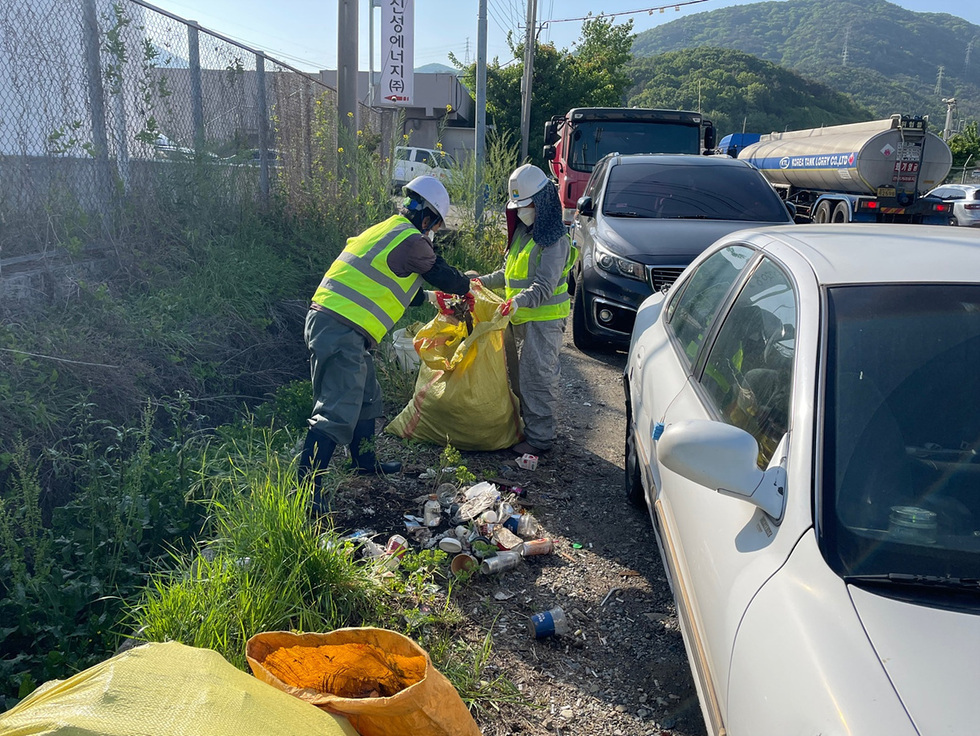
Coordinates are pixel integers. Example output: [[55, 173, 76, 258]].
[[0, 0, 396, 263], [946, 165, 980, 186]]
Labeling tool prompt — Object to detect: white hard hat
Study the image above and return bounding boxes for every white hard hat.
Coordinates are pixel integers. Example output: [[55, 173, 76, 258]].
[[404, 175, 451, 223], [507, 164, 549, 208]]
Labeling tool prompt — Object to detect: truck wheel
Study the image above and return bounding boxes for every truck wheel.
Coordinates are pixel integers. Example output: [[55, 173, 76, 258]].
[[832, 202, 850, 223], [814, 201, 832, 223]]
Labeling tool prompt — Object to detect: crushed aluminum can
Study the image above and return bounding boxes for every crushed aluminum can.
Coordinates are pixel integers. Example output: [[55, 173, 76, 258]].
[[520, 538, 554, 556], [480, 550, 521, 574], [516, 453, 538, 471]]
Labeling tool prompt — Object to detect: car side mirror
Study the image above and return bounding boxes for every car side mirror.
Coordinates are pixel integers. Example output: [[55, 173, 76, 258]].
[[703, 125, 716, 154], [576, 195, 594, 217], [657, 420, 785, 520], [784, 201, 797, 219], [543, 144, 556, 162]]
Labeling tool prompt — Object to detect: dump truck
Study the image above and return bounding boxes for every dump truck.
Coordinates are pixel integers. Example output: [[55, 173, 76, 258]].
[[543, 107, 715, 223], [738, 114, 952, 224]]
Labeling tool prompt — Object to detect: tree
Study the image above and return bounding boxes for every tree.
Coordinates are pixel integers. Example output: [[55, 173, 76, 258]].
[[454, 16, 635, 168], [948, 121, 980, 168]]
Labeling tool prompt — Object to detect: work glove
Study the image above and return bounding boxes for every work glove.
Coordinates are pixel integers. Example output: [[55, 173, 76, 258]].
[[496, 298, 517, 318]]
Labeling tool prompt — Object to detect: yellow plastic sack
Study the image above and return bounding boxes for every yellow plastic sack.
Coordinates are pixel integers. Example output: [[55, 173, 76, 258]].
[[0, 641, 359, 736], [385, 283, 522, 450], [246, 628, 481, 736]]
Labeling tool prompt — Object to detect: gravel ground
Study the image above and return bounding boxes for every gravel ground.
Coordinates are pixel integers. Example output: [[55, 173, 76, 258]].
[[335, 328, 707, 736]]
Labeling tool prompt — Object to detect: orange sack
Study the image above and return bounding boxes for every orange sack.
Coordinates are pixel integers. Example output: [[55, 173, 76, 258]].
[[247, 628, 482, 736]]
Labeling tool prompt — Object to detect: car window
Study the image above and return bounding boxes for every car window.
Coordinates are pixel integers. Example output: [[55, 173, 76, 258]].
[[822, 283, 980, 580], [601, 162, 790, 222], [947, 190, 965, 200], [395, 147, 411, 161], [583, 158, 608, 202], [666, 244, 756, 367], [700, 258, 797, 467], [416, 149, 433, 166]]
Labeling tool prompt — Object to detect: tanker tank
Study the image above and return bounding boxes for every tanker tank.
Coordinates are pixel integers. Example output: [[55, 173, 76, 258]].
[[738, 116, 951, 196]]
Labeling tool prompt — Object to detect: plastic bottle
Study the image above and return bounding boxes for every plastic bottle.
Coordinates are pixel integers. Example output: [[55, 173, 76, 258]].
[[423, 494, 442, 527], [503, 512, 539, 538]]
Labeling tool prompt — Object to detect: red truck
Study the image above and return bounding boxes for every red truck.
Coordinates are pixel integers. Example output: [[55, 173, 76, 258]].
[[542, 107, 715, 222]]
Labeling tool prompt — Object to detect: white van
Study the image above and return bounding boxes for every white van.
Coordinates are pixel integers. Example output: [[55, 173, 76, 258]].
[[392, 146, 456, 188]]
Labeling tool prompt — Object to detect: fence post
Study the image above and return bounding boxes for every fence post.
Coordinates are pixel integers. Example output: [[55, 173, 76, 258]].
[[81, 0, 114, 218], [187, 21, 206, 153], [255, 54, 270, 206]]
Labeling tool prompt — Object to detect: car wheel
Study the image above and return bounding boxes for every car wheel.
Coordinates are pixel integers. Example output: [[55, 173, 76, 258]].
[[951, 216, 960, 226], [572, 284, 602, 351], [832, 201, 850, 223], [625, 403, 645, 509], [813, 200, 832, 223]]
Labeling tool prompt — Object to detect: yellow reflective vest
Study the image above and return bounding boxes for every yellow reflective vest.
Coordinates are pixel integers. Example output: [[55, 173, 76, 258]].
[[504, 229, 578, 324], [311, 215, 422, 343]]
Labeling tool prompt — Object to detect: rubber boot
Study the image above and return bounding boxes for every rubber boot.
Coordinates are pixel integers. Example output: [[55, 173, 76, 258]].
[[298, 429, 336, 515], [349, 418, 401, 475]]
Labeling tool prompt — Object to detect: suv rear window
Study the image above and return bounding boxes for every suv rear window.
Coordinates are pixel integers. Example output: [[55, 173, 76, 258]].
[[602, 162, 790, 222]]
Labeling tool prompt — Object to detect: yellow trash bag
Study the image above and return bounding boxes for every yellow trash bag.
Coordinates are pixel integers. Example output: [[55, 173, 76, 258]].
[[246, 628, 482, 736], [0, 641, 359, 736], [385, 282, 522, 450]]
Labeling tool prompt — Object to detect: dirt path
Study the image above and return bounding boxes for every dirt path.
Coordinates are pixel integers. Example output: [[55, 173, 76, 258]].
[[456, 331, 706, 736], [359, 328, 707, 736]]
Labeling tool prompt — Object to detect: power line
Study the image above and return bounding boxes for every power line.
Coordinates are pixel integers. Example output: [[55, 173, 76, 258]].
[[544, 0, 709, 25]]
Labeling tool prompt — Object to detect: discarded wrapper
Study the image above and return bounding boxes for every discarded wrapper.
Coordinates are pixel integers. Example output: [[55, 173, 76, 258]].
[[516, 453, 538, 471]]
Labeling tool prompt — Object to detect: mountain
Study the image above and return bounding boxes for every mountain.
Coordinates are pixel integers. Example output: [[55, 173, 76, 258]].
[[632, 0, 980, 123], [415, 63, 460, 75], [628, 47, 872, 137]]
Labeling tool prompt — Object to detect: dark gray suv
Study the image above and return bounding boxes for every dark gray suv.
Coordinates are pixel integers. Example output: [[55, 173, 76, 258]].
[[571, 153, 794, 351]]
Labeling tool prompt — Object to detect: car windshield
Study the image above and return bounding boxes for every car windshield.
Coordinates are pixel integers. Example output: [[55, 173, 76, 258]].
[[601, 162, 790, 222], [821, 284, 980, 582], [568, 122, 700, 172]]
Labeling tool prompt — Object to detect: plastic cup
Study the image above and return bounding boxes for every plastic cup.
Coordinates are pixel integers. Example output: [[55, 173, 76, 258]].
[[528, 607, 569, 638]]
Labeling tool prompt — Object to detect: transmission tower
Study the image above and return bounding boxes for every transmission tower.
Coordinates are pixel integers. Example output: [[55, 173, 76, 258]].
[[464, 37, 470, 65], [841, 24, 850, 67], [935, 65, 945, 96], [966, 38, 975, 72]]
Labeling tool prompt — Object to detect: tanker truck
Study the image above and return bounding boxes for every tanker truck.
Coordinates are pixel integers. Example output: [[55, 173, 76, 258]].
[[738, 114, 952, 224]]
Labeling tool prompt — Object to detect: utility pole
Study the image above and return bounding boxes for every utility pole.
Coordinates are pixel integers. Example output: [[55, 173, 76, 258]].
[[519, 0, 537, 162], [368, 0, 381, 106], [338, 0, 358, 186], [942, 97, 957, 142], [475, 0, 488, 222]]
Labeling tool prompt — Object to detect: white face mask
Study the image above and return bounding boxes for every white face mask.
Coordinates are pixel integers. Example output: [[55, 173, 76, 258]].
[[517, 206, 535, 226]]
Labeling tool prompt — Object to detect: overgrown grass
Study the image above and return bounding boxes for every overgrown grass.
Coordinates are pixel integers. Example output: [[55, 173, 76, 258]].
[[0, 122, 523, 712]]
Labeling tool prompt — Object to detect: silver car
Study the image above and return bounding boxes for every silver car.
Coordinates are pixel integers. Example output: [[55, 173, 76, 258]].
[[926, 183, 980, 226], [625, 224, 980, 735]]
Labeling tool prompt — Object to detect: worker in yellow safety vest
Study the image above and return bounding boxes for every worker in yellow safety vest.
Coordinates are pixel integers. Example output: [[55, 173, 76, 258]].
[[475, 164, 578, 456], [299, 175, 472, 513]]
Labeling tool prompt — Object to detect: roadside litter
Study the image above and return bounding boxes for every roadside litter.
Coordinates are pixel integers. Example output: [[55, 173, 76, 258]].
[[385, 283, 524, 451]]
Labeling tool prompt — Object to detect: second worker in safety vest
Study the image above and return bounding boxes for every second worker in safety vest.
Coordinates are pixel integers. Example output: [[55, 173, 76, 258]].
[[299, 175, 472, 513], [476, 164, 578, 456]]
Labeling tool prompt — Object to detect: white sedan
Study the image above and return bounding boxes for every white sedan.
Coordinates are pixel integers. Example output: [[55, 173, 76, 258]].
[[624, 224, 980, 736]]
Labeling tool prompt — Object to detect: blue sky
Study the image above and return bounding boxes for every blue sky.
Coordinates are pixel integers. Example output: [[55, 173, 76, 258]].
[[146, 0, 980, 73]]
